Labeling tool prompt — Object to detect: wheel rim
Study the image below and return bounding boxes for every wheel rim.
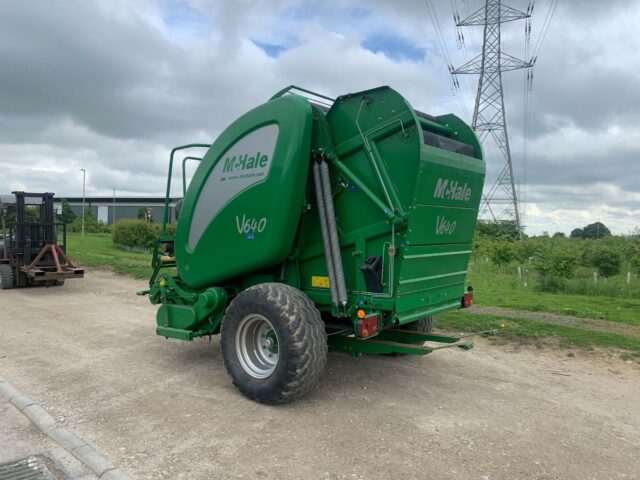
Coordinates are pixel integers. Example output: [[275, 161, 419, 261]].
[[235, 314, 279, 379]]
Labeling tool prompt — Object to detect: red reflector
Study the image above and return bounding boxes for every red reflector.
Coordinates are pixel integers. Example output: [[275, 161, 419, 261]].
[[462, 291, 474, 308], [357, 315, 379, 338]]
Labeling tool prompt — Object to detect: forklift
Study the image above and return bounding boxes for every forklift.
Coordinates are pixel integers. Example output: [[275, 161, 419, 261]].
[[0, 192, 83, 289]]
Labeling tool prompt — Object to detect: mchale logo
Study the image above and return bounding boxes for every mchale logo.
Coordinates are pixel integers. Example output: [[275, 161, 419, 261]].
[[433, 178, 472, 201], [223, 151, 269, 173]]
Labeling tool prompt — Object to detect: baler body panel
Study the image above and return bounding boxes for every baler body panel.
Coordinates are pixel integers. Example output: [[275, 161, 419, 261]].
[[294, 87, 485, 323], [394, 145, 484, 313], [297, 88, 419, 296], [174, 95, 313, 288]]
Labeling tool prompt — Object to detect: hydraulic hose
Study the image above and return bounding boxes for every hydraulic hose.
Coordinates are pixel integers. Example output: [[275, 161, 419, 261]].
[[319, 159, 348, 307], [312, 161, 339, 306]]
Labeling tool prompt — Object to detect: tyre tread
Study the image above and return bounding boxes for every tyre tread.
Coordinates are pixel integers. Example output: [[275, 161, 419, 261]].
[[221, 283, 327, 404], [0, 264, 13, 290]]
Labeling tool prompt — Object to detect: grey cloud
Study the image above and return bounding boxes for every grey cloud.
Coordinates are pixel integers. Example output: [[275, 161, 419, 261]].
[[0, 1, 176, 138], [0, 0, 638, 234]]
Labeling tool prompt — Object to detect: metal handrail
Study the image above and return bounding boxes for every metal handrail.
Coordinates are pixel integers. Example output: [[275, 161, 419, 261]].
[[270, 85, 335, 109], [161, 144, 210, 236], [181, 156, 203, 196]]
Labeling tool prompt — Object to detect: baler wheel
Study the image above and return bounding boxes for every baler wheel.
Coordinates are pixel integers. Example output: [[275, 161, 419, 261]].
[[221, 283, 327, 404], [410, 316, 434, 336], [0, 264, 14, 290]]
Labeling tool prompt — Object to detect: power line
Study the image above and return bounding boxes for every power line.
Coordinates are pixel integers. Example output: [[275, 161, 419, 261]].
[[451, 0, 478, 121], [424, 0, 471, 122], [532, 0, 558, 60], [424, 0, 454, 66], [521, 0, 559, 218]]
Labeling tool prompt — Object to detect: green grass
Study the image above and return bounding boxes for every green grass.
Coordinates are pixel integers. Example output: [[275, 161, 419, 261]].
[[467, 261, 640, 326], [438, 310, 640, 357], [67, 233, 153, 279]]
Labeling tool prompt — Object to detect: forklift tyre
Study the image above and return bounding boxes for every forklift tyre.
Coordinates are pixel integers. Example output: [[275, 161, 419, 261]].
[[0, 264, 13, 290], [221, 283, 327, 405]]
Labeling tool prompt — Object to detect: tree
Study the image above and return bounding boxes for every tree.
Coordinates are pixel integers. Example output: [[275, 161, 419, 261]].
[[83, 206, 96, 221], [552, 232, 566, 238], [570, 228, 584, 238], [24, 206, 39, 223], [137, 206, 153, 222], [1, 210, 15, 230], [476, 220, 520, 240], [581, 222, 611, 239], [489, 240, 515, 269], [591, 246, 621, 277], [59, 198, 76, 224], [631, 244, 640, 275], [513, 238, 540, 262], [68, 206, 110, 233], [535, 245, 578, 279], [534, 244, 579, 291]]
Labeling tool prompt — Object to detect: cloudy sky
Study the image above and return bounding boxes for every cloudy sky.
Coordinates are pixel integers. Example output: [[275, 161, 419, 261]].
[[0, 0, 638, 235]]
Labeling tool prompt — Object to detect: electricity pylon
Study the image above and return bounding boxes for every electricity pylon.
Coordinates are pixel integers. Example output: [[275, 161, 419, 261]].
[[452, 0, 533, 234]]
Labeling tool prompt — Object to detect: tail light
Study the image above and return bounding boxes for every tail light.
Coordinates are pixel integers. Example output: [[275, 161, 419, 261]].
[[462, 290, 474, 308], [357, 310, 379, 338]]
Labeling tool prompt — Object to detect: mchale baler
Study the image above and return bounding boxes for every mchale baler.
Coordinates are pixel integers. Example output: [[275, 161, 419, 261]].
[[141, 86, 490, 404]]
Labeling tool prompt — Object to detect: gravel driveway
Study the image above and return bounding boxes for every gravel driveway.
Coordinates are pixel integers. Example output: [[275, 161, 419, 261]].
[[0, 271, 638, 479]]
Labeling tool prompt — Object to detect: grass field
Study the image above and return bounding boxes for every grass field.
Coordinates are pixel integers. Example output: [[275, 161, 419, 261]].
[[66, 233, 640, 358], [437, 310, 640, 358], [454, 259, 640, 357], [467, 260, 640, 326], [67, 233, 152, 279]]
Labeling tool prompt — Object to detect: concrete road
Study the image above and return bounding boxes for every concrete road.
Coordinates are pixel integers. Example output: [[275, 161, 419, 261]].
[[1, 271, 638, 479]]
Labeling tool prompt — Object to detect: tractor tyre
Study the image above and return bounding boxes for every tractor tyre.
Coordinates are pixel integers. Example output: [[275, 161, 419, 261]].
[[0, 264, 14, 290], [221, 283, 327, 405]]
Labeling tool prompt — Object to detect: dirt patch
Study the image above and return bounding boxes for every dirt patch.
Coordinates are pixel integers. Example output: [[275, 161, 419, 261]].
[[0, 271, 639, 480], [469, 304, 640, 338]]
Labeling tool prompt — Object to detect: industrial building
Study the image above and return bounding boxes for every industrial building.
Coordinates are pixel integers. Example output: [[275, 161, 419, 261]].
[[54, 197, 180, 224]]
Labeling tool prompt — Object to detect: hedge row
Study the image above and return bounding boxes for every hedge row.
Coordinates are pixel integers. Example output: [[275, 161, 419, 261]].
[[112, 220, 176, 249]]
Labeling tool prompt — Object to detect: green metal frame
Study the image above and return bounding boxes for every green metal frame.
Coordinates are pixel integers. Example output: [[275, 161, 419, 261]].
[[327, 328, 497, 356], [181, 156, 202, 195], [148, 145, 208, 287], [271, 85, 335, 102], [327, 152, 400, 222], [161, 144, 210, 235]]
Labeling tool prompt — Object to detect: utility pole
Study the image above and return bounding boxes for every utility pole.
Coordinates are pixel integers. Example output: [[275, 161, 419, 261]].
[[80, 168, 86, 236], [452, 0, 533, 236]]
